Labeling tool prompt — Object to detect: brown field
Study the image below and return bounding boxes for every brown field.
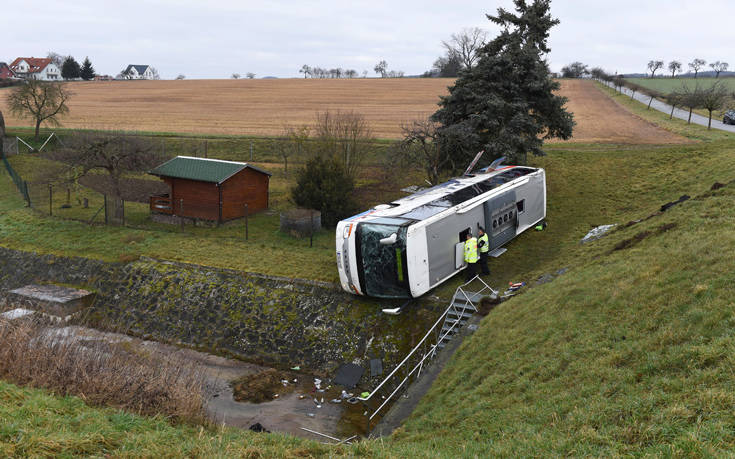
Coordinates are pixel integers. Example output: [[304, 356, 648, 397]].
[[0, 78, 688, 143]]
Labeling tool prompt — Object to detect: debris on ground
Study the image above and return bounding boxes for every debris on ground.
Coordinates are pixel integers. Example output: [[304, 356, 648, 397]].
[[611, 222, 677, 253], [231, 368, 297, 403], [660, 195, 690, 212], [333, 363, 364, 389], [580, 224, 616, 243], [369, 359, 383, 378], [249, 423, 270, 433]]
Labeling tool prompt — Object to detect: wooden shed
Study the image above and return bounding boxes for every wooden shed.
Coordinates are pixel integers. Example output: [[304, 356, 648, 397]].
[[149, 156, 271, 223]]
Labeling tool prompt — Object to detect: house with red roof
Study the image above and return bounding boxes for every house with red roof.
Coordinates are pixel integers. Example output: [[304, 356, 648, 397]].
[[0, 62, 16, 80], [9, 57, 61, 81]]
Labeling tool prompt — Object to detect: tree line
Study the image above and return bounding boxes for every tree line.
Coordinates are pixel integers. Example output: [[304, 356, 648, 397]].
[[47, 52, 96, 80], [589, 68, 734, 130], [561, 59, 730, 79]]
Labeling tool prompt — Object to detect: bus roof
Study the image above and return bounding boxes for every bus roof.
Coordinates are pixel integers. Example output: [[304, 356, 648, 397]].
[[345, 166, 538, 223]]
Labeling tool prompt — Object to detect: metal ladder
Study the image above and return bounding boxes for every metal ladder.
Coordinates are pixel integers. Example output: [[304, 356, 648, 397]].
[[357, 275, 498, 432], [437, 276, 495, 349]]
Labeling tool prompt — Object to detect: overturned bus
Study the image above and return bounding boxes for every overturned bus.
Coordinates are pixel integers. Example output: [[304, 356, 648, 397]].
[[335, 166, 546, 299]]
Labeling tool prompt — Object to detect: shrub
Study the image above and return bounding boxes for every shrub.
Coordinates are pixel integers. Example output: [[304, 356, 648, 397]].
[[291, 156, 356, 227]]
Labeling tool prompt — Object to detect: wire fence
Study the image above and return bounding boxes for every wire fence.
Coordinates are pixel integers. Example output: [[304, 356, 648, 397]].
[[2, 149, 30, 204]]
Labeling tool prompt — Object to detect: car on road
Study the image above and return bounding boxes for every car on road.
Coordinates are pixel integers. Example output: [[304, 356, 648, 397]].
[[724, 110, 735, 125]]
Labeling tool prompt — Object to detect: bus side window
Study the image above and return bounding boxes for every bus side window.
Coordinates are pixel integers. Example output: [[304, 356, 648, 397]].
[[516, 200, 525, 214], [459, 227, 471, 242]]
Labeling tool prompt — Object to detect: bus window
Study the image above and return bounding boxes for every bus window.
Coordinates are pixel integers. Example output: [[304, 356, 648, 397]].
[[459, 227, 471, 242], [517, 199, 525, 214]]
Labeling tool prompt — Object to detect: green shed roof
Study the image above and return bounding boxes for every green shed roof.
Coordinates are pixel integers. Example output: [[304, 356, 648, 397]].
[[149, 156, 271, 184]]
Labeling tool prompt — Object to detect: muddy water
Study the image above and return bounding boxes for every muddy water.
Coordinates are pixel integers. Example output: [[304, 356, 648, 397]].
[[37, 323, 367, 440]]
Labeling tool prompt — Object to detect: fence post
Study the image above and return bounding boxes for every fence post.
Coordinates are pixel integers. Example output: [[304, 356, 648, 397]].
[[244, 203, 249, 241], [310, 210, 314, 248], [250, 141, 253, 161], [24, 181, 30, 207], [48, 184, 52, 216], [204, 140, 208, 158]]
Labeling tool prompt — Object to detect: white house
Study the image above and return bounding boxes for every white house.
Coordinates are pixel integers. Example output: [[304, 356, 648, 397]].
[[122, 65, 155, 80], [9, 57, 61, 80]]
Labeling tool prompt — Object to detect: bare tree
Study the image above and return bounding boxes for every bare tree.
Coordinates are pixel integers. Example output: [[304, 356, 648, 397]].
[[442, 27, 487, 70], [374, 60, 388, 78], [709, 61, 729, 78], [246, 72, 256, 79], [149, 67, 160, 80], [345, 69, 357, 78], [231, 73, 241, 79], [689, 58, 706, 78], [48, 132, 162, 220], [665, 91, 682, 119], [561, 62, 588, 78], [46, 52, 64, 68], [6, 80, 71, 140], [647, 60, 664, 78], [299, 65, 311, 78], [400, 118, 451, 185], [0, 109, 5, 158], [679, 82, 704, 124], [314, 111, 373, 179], [668, 60, 682, 78], [280, 124, 310, 175], [700, 81, 730, 129]]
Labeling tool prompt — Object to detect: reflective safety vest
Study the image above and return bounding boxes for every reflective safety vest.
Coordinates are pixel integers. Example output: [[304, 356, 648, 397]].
[[464, 237, 479, 263], [478, 233, 489, 253]]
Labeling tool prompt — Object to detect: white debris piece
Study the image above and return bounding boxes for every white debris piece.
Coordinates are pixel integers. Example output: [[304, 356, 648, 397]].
[[581, 224, 616, 243], [0, 308, 35, 320]]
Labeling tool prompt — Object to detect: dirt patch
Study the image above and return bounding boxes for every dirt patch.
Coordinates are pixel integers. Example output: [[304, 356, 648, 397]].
[[0, 79, 692, 142], [232, 368, 298, 403], [612, 222, 678, 252], [549, 80, 691, 145], [78, 175, 168, 203]]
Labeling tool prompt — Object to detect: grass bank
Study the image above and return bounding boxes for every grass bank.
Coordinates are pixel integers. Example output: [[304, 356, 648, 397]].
[[3, 139, 735, 456]]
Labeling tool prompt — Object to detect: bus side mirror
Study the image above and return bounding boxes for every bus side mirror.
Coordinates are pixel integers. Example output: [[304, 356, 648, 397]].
[[380, 233, 398, 245]]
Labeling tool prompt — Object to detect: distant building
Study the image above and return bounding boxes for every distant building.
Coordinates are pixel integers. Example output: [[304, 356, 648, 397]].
[[121, 65, 155, 80], [9, 57, 60, 80], [0, 62, 16, 79]]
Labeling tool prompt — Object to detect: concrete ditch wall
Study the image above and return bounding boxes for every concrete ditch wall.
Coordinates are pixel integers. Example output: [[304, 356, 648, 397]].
[[0, 247, 443, 375]]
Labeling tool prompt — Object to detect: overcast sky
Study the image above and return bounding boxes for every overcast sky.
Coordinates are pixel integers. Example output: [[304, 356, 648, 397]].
[[3, 1, 732, 79]]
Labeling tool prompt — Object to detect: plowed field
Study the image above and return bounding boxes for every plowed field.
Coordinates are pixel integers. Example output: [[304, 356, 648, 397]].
[[0, 78, 688, 143]]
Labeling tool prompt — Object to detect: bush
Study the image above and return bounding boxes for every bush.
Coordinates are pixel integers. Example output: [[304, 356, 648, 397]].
[[291, 156, 356, 227]]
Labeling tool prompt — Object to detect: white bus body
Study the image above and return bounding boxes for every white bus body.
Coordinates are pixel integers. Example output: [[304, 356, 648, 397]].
[[336, 166, 546, 298]]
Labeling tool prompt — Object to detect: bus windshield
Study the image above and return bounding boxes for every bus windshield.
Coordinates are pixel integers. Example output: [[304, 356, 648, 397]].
[[356, 222, 410, 298]]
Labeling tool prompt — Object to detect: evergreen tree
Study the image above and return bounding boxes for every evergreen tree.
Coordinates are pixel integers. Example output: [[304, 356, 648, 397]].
[[80, 57, 95, 80], [291, 156, 356, 227], [61, 56, 81, 80], [431, 0, 574, 166]]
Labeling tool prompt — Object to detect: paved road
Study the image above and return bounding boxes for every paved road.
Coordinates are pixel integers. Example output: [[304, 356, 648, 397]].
[[599, 81, 735, 133]]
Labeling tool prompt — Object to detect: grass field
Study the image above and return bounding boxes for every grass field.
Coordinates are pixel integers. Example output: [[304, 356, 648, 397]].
[[625, 77, 735, 95], [0, 79, 691, 144]]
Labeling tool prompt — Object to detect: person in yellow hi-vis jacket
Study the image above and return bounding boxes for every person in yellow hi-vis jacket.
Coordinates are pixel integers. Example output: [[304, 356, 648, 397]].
[[477, 226, 490, 276], [464, 232, 479, 282]]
